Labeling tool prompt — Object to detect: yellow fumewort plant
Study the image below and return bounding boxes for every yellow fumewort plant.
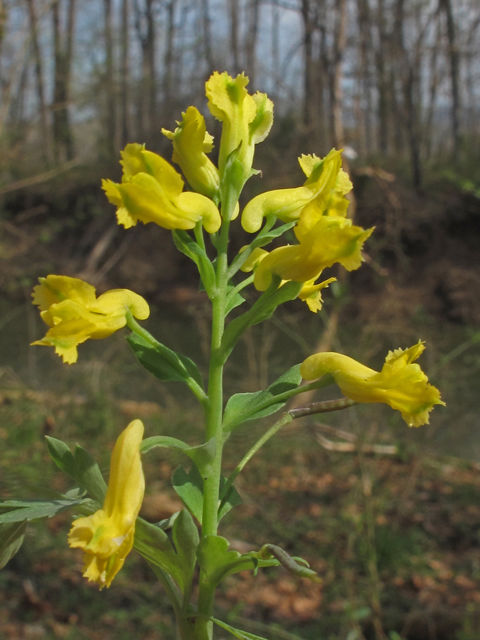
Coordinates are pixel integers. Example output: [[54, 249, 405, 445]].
[[9, 70, 444, 640], [68, 419, 145, 588]]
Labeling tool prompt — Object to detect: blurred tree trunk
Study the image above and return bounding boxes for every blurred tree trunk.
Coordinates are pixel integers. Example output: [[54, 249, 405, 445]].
[[357, 0, 373, 154], [0, 0, 6, 53], [134, 0, 157, 141], [145, 0, 156, 138], [200, 0, 215, 76], [424, 15, 441, 160], [26, 0, 52, 164], [391, 0, 405, 155], [301, 0, 315, 130], [52, 0, 76, 163], [229, 0, 240, 76], [376, 0, 389, 155], [394, 0, 423, 192], [103, 0, 116, 158], [271, 0, 280, 96], [120, 0, 130, 146], [245, 0, 260, 87], [330, 0, 347, 148], [439, 0, 461, 158], [465, 18, 480, 140], [163, 0, 175, 117]]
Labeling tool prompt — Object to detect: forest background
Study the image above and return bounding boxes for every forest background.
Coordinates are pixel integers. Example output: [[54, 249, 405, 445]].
[[1, 1, 480, 640]]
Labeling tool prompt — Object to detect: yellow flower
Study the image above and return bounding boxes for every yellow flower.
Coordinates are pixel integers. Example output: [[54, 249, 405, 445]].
[[300, 343, 445, 426], [102, 143, 221, 233], [239, 247, 335, 313], [242, 149, 351, 233], [205, 71, 273, 180], [68, 420, 145, 589], [162, 106, 220, 199], [31, 275, 149, 364], [253, 215, 373, 291]]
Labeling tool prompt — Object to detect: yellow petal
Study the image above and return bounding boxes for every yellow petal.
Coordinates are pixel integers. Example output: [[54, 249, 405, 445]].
[[162, 106, 220, 199], [298, 277, 336, 313], [239, 247, 269, 272], [241, 149, 343, 234], [32, 275, 97, 310]]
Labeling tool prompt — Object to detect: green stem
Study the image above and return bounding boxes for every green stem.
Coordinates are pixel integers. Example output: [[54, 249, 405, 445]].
[[195, 215, 231, 640]]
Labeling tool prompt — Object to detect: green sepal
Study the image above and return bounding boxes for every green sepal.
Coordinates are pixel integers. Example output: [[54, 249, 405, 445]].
[[172, 465, 242, 524], [172, 229, 216, 295], [141, 436, 216, 476], [45, 436, 107, 503], [134, 517, 187, 591], [221, 280, 303, 360], [253, 544, 321, 583], [0, 522, 27, 570], [172, 509, 199, 588], [211, 618, 269, 640], [197, 536, 279, 587], [126, 333, 204, 395], [223, 364, 302, 432], [221, 145, 246, 221]]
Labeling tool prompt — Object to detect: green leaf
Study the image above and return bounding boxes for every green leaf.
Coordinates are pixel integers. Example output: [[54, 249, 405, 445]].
[[126, 333, 204, 391], [221, 280, 303, 360], [172, 230, 216, 295], [225, 285, 246, 315], [218, 479, 242, 521], [196, 536, 278, 586], [73, 445, 108, 503], [46, 437, 107, 503], [0, 498, 88, 524], [45, 437, 78, 479], [171, 465, 242, 524], [0, 522, 27, 570], [172, 230, 208, 260], [211, 618, 269, 640], [133, 517, 186, 590], [223, 364, 302, 432], [141, 436, 216, 476], [172, 509, 199, 588], [172, 465, 204, 523], [197, 535, 241, 584]]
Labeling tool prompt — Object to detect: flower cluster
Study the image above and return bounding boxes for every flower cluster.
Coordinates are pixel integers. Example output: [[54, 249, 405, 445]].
[[29, 71, 444, 594]]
